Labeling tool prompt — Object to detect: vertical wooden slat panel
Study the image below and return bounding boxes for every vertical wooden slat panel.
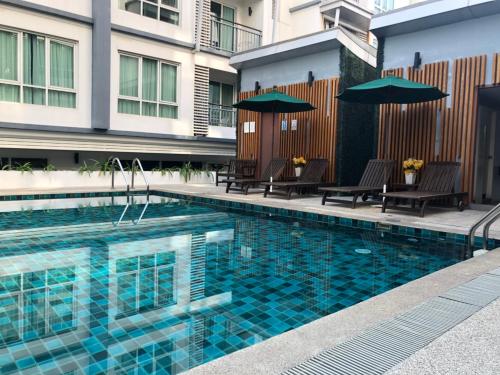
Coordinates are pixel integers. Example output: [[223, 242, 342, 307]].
[[237, 78, 339, 182], [377, 56, 486, 201]]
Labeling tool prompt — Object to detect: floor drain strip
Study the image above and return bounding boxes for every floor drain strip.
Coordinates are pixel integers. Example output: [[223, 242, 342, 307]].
[[283, 271, 499, 375]]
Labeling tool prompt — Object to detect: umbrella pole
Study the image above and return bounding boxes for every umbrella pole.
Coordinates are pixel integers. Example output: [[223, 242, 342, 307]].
[[383, 109, 391, 195], [270, 111, 275, 192]]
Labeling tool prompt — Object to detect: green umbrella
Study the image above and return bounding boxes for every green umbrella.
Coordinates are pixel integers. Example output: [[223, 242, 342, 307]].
[[337, 76, 448, 104], [233, 90, 316, 113], [233, 90, 316, 189], [336, 76, 448, 193]]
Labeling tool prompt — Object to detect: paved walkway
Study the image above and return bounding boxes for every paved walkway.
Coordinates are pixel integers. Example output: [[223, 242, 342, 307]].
[[387, 298, 500, 375], [158, 184, 500, 240]]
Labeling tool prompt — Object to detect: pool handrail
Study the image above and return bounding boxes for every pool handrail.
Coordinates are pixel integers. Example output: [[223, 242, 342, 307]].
[[131, 158, 149, 193], [468, 202, 500, 256], [110, 157, 130, 194]]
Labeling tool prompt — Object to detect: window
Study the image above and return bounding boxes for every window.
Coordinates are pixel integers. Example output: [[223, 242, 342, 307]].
[[118, 0, 179, 25], [209, 81, 235, 127], [118, 54, 178, 119], [0, 28, 76, 108], [374, 0, 395, 13]]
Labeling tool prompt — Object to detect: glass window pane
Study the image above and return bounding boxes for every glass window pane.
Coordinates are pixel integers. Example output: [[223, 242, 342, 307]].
[[143, 2, 158, 19], [142, 58, 157, 101], [161, 0, 177, 8], [50, 41, 74, 89], [23, 34, 45, 87], [161, 64, 176, 102], [157, 252, 175, 266], [139, 269, 155, 310], [209, 81, 220, 104], [159, 104, 177, 119], [142, 102, 157, 117], [157, 267, 174, 306], [119, 55, 139, 97], [0, 295, 20, 344], [0, 274, 21, 294], [118, 99, 140, 115], [24, 271, 45, 289], [221, 83, 233, 106], [0, 83, 20, 102], [48, 90, 76, 108], [0, 30, 17, 81], [117, 257, 138, 273], [117, 273, 137, 315], [119, 0, 140, 14], [160, 8, 179, 25], [24, 87, 46, 105], [23, 288, 46, 340], [48, 284, 74, 333]]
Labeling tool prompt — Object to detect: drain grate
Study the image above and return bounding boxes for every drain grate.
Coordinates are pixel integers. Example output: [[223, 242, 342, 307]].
[[283, 271, 500, 375]]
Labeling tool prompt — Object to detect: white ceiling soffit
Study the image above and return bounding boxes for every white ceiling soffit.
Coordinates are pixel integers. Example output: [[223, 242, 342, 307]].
[[229, 28, 376, 70], [371, 0, 500, 37]]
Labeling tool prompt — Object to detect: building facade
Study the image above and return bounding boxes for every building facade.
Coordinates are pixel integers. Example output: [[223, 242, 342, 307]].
[[0, 0, 274, 170], [371, 0, 500, 204], [230, 0, 379, 185]]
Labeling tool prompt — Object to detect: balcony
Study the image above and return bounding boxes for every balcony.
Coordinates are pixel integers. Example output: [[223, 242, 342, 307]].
[[210, 16, 262, 54], [209, 103, 236, 127]]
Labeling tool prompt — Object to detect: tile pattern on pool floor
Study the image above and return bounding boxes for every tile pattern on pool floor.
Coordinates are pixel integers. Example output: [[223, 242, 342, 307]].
[[0, 195, 467, 374]]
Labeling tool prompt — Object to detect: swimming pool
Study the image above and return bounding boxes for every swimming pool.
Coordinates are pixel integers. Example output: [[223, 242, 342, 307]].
[[0, 192, 466, 374]]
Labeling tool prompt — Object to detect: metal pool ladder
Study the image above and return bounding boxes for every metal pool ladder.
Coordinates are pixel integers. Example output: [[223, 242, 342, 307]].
[[468, 202, 500, 256], [110, 157, 130, 196], [131, 157, 150, 194]]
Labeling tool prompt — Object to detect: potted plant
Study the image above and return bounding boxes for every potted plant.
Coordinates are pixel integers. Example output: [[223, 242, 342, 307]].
[[403, 158, 424, 184], [292, 156, 306, 177]]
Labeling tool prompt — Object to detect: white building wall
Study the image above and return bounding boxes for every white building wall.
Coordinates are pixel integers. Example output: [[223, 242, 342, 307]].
[[111, 0, 194, 44], [0, 5, 92, 129], [110, 32, 195, 136], [21, 0, 92, 17]]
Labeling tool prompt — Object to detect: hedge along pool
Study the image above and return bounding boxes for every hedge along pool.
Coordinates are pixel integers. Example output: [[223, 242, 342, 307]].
[[0, 193, 467, 374]]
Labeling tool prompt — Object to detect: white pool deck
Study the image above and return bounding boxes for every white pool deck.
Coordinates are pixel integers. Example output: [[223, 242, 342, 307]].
[[0, 183, 499, 374]]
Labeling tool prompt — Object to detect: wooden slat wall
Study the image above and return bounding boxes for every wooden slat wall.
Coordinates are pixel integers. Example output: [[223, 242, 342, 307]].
[[237, 78, 340, 182], [378, 56, 487, 199], [493, 53, 500, 84]]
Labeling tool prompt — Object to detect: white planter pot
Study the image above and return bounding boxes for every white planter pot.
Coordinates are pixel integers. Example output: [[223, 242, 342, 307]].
[[294, 167, 303, 177], [405, 173, 417, 185], [0, 171, 216, 190]]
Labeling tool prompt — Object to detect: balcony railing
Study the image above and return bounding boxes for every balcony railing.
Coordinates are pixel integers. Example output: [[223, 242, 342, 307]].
[[209, 103, 236, 127], [210, 16, 262, 53]]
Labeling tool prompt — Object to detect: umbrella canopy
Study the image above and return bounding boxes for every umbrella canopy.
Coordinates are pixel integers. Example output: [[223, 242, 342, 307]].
[[336, 76, 448, 104], [233, 90, 316, 113]]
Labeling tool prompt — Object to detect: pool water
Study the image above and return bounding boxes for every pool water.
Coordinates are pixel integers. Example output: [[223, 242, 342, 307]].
[[0, 195, 465, 374]]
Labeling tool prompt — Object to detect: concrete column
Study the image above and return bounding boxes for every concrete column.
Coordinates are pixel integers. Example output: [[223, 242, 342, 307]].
[[92, 0, 111, 130]]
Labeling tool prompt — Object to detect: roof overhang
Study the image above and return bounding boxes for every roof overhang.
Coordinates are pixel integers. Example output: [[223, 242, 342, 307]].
[[0, 125, 236, 157], [229, 27, 376, 70], [320, 0, 373, 31], [371, 0, 500, 38]]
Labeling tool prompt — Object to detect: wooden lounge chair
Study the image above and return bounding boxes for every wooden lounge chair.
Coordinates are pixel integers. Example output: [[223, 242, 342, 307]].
[[262, 159, 329, 199], [381, 161, 468, 217], [224, 158, 287, 195], [215, 159, 257, 186], [319, 159, 395, 208]]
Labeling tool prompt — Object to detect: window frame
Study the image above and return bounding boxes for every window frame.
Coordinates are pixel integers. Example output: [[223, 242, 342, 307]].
[[120, 0, 181, 26], [118, 52, 180, 119], [0, 26, 78, 108]]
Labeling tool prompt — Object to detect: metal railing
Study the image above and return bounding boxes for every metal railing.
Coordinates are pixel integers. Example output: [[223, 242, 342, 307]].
[[110, 157, 130, 195], [131, 157, 150, 193], [209, 103, 237, 127], [467, 203, 500, 256], [210, 15, 262, 53]]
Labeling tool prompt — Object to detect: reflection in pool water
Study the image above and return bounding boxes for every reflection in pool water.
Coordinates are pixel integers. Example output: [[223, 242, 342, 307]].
[[0, 196, 465, 374]]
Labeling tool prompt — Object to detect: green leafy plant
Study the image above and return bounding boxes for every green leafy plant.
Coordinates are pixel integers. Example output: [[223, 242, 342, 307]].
[[43, 164, 56, 172], [1, 164, 11, 171], [13, 162, 33, 173], [96, 159, 113, 175], [78, 161, 95, 175], [179, 162, 193, 183]]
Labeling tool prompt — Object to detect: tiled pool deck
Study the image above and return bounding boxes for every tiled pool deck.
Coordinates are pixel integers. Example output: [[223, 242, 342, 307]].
[[0, 184, 499, 374]]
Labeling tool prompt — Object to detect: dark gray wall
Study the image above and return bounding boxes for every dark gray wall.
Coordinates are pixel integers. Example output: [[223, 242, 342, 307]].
[[92, 0, 111, 130]]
